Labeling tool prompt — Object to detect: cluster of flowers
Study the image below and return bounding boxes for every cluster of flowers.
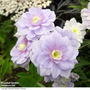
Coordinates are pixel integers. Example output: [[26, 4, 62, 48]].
[[10, 6, 87, 87], [0, 0, 51, 22]]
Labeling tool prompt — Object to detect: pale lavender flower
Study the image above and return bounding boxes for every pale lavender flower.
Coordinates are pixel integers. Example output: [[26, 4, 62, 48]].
[[15, 7, 56, 41], [30, 29, 78, 79], [10, 36, 32, 70], [55, 26, 80, 49], [70, 72, 79, 82], [52, 77, 74, 87], [52, 72, 79, 87], [81, 2, 90, 29]]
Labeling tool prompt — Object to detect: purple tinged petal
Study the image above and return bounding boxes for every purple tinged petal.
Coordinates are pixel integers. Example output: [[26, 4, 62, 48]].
[[59, 61, 70, 70], [45, 23, 54, 31], [51, 64, 61, 78], [43, 57, 53, 68], [30, 52, 39, 67], [15, 18, 26, 28], [49, 11, 56, 22], [41, 22, 50, 26], [37, 53, 49, 65], [35, 26, 46, 35], [60, 70, 71, 78], [28, 31, 35, 38], [39, 65, 51, 76], [61, 54, 68, 60], [29, 26, 40, 30], [63, 46, 74, 60], [16, 58, 27, 64], [42, 41, 52, 54], [10, 47, 22, 57], [20, 64, 29, 71]]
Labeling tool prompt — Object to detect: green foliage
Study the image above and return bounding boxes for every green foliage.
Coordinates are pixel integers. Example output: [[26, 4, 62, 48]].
[[73, 38, 90, 86], [29, 63, 43, 82], [16, 72, 30, 77], [0, 15, 17, 80], [69, 0, 88, 11], [0, 58, 9, 79], [17, 76, 37, 87], [16, 63, 44, 87]]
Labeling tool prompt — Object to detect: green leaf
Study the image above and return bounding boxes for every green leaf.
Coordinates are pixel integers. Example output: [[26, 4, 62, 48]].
[[29, 63, 43, 82], [75, 57, 90, 68], [86, 71, 90, 79], [0, 58, 9, 79], [29, 63, 34, 76], [16, 72, 30, 78], [0, 36, 5, 44], [73, 67, 87, 80], [7, 64, 12, 74], [17, 76, 37, 87], [0, 59, 5, 66], [79, 39, 90, 50], [0, 15, 2, 21]]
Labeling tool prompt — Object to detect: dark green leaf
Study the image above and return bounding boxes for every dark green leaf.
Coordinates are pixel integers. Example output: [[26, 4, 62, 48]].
[[17, 76, 37, 87], [73, 67, 87, 80], [29, 63, 43, 82], [75, 57, 90, 68], [0, 59, 5, 66], [0, 36, 5, 44], [16, 72, 30, 77], [86, 71, 90, 79], [0, 58, 9, 79]]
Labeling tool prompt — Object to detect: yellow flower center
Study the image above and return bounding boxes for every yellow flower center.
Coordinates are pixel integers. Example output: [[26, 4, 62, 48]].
[[62, 85, 66, 87], [51, 50, 62, 60], [18, 43, 26, 51], [72, 28, 78, 35], [32, 16, 40, 24]]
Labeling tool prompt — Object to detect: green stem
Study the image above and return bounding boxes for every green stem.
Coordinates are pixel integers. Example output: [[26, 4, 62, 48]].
[[83, 66, 90, 72], [79, 79, 90, 84], [79, 43, 90, 50], [37, 82, 45, 87]]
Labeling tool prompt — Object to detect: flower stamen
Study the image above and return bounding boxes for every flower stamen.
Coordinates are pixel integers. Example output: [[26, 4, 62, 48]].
[[32, 16, 40, 24], [18, 43, 26, 51], [51, 50, 62, 60]]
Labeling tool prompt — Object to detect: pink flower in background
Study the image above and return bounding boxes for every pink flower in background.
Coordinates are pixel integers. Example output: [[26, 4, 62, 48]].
[[10, 36, 32, 70], [81, 2, 90, 29], [15, 7, 56, 40], [30, 30, 78, 79]]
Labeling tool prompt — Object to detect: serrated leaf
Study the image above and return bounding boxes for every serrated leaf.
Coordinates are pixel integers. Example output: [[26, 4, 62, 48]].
[[0, 58, 9, 79], [16, 72, 30, 77], [17, 76, 37, 87]]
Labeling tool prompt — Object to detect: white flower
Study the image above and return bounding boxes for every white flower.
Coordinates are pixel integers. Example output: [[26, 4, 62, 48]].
[[81, 2, 90, 29], [0, 0, 52, 22], [63, 18, 86, 43]]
